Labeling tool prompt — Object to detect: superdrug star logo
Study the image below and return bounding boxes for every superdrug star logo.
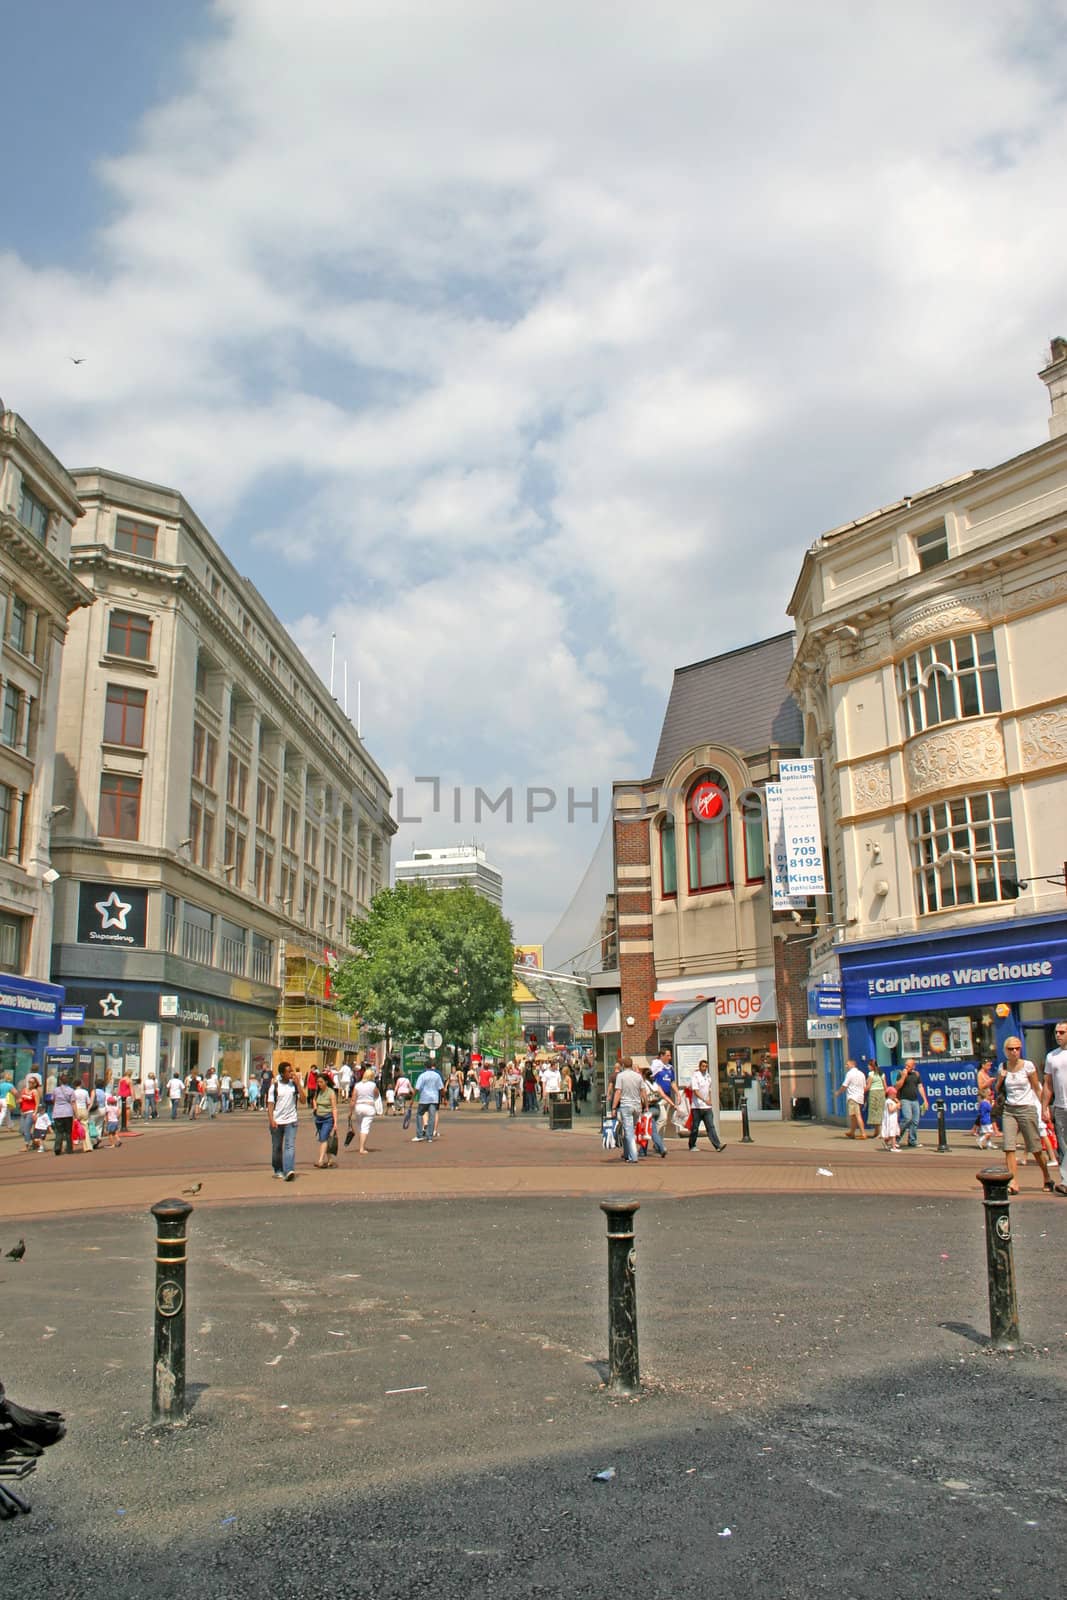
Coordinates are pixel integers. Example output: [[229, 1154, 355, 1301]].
[[95, 891, 133, 931], [99, 993, 123, 1017]]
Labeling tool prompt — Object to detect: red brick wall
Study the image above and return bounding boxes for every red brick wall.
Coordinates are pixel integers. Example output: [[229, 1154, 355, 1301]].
[[615, 803, 658, 1056]]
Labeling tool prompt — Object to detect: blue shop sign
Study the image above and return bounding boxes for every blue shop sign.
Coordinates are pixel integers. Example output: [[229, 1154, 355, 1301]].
[[0, 973, 65, 1033], [840, 915, 1067, 1013], [808, 984, 843, 1017]]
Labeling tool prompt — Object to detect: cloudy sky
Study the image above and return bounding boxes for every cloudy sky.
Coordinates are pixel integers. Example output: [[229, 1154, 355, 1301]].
[[3, 0, 1065, 946]]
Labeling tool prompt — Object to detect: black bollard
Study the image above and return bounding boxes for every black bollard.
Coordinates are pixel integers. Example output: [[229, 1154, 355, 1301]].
[[976, 1169, 1020, 1350], [150, 1198, 193, 1422], [599, 1199, 640, 1394], [740, 1097, 754, 1144], [935, 1099, 949, 1154]]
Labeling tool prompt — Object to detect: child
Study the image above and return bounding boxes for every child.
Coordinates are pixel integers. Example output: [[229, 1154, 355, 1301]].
[[32, 1106, 52, 1152], [975, 1090, 994, 1150], [104, 1089, 121, 1148], [880, 1085, 901, 1151]]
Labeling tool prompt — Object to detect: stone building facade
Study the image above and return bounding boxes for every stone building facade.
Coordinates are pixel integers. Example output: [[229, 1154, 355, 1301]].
[[0, 407, 92, 1075], [787, 340, 1067, 1122], [49, 468, 394, 1090]]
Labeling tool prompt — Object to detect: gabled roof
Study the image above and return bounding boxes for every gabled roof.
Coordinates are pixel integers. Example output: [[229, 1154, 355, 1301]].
[[650, 631, 803, 780]]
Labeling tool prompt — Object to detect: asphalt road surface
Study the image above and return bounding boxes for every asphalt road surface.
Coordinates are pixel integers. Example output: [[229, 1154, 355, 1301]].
[[1, 1190, 1065, 1597]]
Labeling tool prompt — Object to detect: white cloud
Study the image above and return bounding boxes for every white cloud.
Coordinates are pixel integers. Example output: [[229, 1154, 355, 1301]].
[[3, 0, 1067, 934]]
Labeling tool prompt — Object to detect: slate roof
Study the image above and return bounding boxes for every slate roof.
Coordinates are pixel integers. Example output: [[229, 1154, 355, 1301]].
[[649, 631, 803, 780]]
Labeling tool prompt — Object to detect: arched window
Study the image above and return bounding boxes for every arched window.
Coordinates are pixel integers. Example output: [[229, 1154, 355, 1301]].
[[742, 792, 766, 883], [659, 815, 677, 897], [686, 772, 731, 891]]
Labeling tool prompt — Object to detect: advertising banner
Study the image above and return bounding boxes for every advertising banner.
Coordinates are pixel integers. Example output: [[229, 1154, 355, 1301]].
[[765, 782, 804, 910], [513, 944, 544, 1004], [779, 759, 827, 896]]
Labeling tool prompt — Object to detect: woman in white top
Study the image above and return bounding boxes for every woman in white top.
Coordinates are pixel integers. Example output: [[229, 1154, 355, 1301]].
[[996, 1038, 1056, 1195], [348, 1067, 379, 1155]]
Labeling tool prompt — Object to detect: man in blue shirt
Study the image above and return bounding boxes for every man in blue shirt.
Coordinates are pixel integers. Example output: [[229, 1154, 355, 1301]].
[[414, 1063, 444, 1143], [652, 1048, 678, 1106]]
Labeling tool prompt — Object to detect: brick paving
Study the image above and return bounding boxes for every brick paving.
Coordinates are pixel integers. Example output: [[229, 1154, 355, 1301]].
[[0, 1102, 1049, 1219]]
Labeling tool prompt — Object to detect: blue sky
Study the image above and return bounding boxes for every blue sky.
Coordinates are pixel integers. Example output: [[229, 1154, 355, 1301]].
[[3, 1, 1066, 946]]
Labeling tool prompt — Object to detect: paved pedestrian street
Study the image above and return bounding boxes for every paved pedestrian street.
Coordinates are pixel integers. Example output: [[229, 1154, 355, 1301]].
[[1, 1112, 1065, 1598]]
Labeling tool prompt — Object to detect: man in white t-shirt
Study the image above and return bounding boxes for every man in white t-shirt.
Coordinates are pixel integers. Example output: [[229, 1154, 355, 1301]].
[[142, 1072, 159, 1119], [835, 1059, 868, 1139], [688, 1059, 726, 1152], [220, 1073, 232, 1113], [166, 1072, 183, 1120], [339, 1063, 354, 1101], [1042, 1021, 1067, 1195], [267, 1063, 299, 1180]]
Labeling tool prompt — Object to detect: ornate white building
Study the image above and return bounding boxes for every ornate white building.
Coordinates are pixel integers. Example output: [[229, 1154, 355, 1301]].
[[0, 408, 92, 1077], [787, 339, 1067, 1121]]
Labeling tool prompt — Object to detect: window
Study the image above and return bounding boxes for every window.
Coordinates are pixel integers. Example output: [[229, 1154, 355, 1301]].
[[0, 911, 25, 970], [226, 754, 248, 811], [341, 853, 353, 892], [910, 790, 1015, 914], [0, 785, 14, 857], [189, 799, 215, 867], [192, 722, 218, 786], [898, 631, 1001, 737], [182, 902, 215, 965], [686, 773, 731, 891], [251, 932, 273, 984], [103, 683, 147, 747], [107, 609, 152, 661], [218, 918, 247, 976], [115, 516, 158, 558], [8, 596, 34, 656], [233, 829, 246, 883], [659, 816, 677, 896], [915, 522, 949, 570], [18, 484, 49, 541], [256, 779, 275, 832], [1, 685, 22, 748], [164, 893, 179, 953], [99, 773, 142, 839], [254, 843, 274, 899], [324, 839, 337, 881], [743, 795, 766, 882], [282, 801, 298, 850]]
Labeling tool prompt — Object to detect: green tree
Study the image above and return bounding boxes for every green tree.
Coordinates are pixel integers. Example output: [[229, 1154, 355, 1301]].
[[476, 1005, 523, 1060], [334, 882, 515, 1045]]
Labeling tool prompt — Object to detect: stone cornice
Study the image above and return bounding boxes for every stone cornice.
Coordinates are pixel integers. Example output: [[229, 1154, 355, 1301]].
[[0, 513, 94, 615]]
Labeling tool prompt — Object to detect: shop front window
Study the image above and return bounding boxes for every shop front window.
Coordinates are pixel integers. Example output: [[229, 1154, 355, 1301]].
[[872, 1007, 997, 1122]]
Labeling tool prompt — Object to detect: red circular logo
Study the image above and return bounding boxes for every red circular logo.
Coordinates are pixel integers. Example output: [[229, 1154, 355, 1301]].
[[690, 782, 725, 822]]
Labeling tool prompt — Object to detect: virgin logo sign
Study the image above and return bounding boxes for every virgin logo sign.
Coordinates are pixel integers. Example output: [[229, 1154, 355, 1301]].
[[690, 782, 725, 822]]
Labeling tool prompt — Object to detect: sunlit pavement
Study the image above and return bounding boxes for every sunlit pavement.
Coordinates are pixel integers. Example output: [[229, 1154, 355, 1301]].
[[0, 1103, 1052, 1220]]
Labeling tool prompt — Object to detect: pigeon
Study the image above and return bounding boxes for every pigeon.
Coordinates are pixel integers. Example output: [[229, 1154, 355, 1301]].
[[6, 1240, 26, 1262], [182, 1183, 202, 1196], [68, 356, 86, 365]]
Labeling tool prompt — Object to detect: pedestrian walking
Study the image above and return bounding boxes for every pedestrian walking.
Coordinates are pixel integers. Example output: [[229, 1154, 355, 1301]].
[[687, 1058, 727, 1152], [505, 1058, 522, 1115], [865, 1064, 886, 1137], [394, 1071, 414, 1128], [348, 1066, 380, 1155], [880, 1085, 901, 1150], [996, 1039, 1057, 1194], [143, 1071, 159, 1119], [835, 1058, 868, 1138], [267, 1062, 299, 1181], [51, 1071, 77, 1156], [118, 1071, 133, 1131], [166, 1070, 183, 1120], [312, 1069, 339, 1167], [611, 1056, 647, 1164], [1043, 1021, 1067, 1195], [413, 1062, 444, 1143], [640, 1066, 670, 1158], [894, 1060, 930, 1148], [17, 1074, 41, 1150]]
